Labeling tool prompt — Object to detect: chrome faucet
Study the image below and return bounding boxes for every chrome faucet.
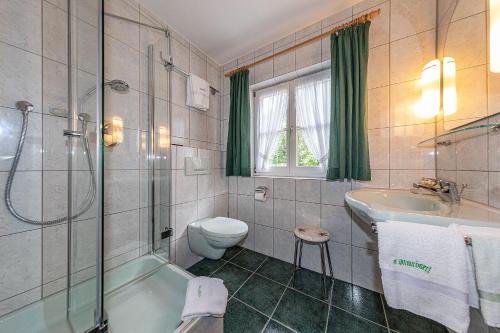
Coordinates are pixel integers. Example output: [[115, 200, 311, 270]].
[[412, 177, 465, 203]]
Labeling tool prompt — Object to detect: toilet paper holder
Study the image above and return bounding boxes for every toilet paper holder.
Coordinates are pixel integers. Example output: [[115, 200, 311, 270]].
[[255, 186, 268, 201]]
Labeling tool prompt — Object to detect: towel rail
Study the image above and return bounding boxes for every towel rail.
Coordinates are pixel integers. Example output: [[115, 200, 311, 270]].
[[159, 52, 219, 95], [370, 222, 472, 246]]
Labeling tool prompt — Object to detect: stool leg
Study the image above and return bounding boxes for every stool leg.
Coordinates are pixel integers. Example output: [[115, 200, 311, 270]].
[[293, 237, 299, 271], [298, 240, 304, 269], [324, 241, 334, 279], [319, 243, 326, 286]]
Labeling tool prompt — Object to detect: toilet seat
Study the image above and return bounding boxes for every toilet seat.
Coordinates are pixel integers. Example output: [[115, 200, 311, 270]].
[[200, 217, 248, 239]]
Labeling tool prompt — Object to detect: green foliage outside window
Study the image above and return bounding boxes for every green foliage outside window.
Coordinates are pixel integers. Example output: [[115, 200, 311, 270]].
[[270, 129, 320, 167], [271, 131, 287, 166]]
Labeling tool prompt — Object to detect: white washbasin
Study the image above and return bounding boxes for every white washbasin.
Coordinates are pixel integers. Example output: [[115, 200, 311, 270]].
[[345, 188, 500, 228]]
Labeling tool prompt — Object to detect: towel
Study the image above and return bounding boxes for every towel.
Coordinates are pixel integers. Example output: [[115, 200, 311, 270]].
[[449, 224, 500, 328], [378, 221, 470, 333], [181, 277, 228, 321], [186, 73, 210, 111]]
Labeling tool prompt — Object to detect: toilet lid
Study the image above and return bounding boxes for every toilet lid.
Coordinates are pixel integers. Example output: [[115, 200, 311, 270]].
[[200, 217, 248, 238]]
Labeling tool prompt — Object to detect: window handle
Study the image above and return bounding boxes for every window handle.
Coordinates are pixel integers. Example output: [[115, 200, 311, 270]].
[[290, 125, 295, 132]]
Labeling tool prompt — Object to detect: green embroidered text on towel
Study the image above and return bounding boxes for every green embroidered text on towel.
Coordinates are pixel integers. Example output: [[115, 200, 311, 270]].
[[393, 258, 432, 273]]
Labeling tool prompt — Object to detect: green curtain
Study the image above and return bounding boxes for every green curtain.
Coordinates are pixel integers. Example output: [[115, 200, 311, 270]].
[[226, 70, 251, 177], [327, 22, 371, 181]]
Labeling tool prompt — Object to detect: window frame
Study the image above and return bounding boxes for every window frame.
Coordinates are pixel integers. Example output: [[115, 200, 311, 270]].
[[252, 70, 329, 178]]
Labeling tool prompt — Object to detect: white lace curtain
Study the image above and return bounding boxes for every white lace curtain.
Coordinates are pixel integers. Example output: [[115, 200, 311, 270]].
[[256, 85, 288, 170], [295, 70, 331, 170]]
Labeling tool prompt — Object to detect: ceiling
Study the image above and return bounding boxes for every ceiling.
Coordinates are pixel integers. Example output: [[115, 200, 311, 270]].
[[141, 0, 363, 65]]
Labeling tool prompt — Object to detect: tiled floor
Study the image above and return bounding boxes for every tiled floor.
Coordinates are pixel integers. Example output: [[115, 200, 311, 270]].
[[187, 247, 448, 333]]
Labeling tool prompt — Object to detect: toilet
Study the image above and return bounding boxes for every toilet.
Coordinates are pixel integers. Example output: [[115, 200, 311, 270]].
[[187, 217, 248, 260]]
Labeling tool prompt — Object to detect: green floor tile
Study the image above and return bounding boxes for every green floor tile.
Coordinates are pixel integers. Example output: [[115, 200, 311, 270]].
[[327, 307, 387, 333], [263, 320, 295, 333], [330, 280, 386, 326], [235, 275, 286, 316], [224, 298, 268, 333], [186, 259, 225, 276], [273, 289, 329, 333], [383, 298, 448, 333], [256, 257, 295, 285], [290, 268, 332, 301], [223, 246, 244, 260], [212, 263, 252, 295], [231, 249, 268, 271]]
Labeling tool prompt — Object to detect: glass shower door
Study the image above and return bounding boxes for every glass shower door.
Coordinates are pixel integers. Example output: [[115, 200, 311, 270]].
[[66, 0, 104, 331]]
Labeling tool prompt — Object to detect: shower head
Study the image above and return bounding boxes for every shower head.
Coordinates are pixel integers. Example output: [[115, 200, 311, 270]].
[[16, 101, 34, 113], [105, 79, 129, 93]]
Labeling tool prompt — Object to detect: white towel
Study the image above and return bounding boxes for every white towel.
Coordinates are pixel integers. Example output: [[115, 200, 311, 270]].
[[378, 221, 470, 333], [186, 73, 210, 111], [449, 224, 500, 328], [181, 277, 228, 321]]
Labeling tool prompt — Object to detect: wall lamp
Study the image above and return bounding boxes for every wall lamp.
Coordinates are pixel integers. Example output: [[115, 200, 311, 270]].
[[103, 116, 123, 147]]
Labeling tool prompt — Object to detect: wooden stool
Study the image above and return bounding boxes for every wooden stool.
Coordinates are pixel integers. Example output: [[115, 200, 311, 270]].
[[293, 224, 333, 285]]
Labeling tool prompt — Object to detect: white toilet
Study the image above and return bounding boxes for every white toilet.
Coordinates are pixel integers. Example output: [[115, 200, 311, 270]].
[[187, 217, 248, 260]]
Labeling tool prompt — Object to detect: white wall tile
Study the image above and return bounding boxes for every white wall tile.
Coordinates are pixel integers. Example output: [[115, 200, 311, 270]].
[[273, 178, 295, 200], [254, 224, 273, 256], [255, 198, 273, 227], [237, 195, 254, 223], [295, 201, 320, 226], [273, 199, 295, 231], [295, 179, 321, 203]]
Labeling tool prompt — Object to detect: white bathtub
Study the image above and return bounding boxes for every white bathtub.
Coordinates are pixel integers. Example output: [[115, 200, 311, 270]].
[[0, 255, 221, 333]]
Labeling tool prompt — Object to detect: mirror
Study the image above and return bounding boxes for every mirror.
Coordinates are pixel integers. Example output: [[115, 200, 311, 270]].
[[437, 0, 500, 133]]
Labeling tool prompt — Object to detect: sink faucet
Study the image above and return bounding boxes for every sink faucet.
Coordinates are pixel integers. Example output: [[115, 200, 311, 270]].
[[412, 177, 465, 203]]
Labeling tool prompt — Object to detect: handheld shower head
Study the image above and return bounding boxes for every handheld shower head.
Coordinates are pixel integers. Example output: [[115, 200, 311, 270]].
[[16, 101, 34, 113], [107, 79, 129, 93]]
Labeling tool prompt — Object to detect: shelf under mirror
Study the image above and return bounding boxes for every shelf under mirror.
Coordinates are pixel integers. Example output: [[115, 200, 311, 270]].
[[418, 121, 500, 148]]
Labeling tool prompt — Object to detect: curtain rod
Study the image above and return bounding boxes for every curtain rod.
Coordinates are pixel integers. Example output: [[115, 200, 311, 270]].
[[224, 8, 381, 78]]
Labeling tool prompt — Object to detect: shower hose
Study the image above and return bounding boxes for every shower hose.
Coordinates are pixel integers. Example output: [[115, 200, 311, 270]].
[[4, 106, 96, 225]]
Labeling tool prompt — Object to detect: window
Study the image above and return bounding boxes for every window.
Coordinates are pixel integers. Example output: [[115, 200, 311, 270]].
[[254, 70, 331, 177]]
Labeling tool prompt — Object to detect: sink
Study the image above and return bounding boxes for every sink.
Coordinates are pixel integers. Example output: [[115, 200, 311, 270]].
[[345, 188, 500, 228]]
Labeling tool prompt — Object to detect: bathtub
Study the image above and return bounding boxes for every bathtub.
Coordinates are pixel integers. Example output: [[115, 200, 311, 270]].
[[0, 255, 222, 333]]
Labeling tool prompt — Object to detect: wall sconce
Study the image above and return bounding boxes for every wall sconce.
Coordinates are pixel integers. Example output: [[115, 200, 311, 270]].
[[103, 116, 123, 147], [443, 57, 457, 116], [416, 59, 441, 119], [158, 126, 169, 148], [491, 0, 500, 73]]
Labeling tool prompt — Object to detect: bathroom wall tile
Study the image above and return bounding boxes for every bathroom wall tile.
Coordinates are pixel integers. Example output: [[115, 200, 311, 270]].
[[390, 79, 430, 127], [189, 110, 208, 142], [330, 241, 352, 283], [43, 1, 67, 64], [254, 56, 274, 84], [321, 35, 331, 62], [457, 171, 489, 204], [255, 177, 274, 198], [0, 287, 41, 318], [208, 64, 221, 91], [75, 20, 98, 75], [198, 173, 214, 199], [42, 223, 67, 283], [0, 171, 42, 237], [489, 172, 500, 209], [322, 7, 353, 29], [390, 0, 436, 41], [489, 71, 500, 115], [105, 128, 140, 170], [241, 221, 255, 250], [456, 127, 488, 171], [0, 229, 42, 300], [42, 276, 66, 298], [353, 169, 390, 189], [436, 138, 457, 171], [254, 224, 274, 256], [273, 178, 296, 200], [320, 180, 351, 206], [368, 86, 389, 129], [175, 146, 197, 170], [390, 30, 436, 85], [174, 170, 198, 204], [171, 72, 187, 107], [367, 44, 389, 89], [445, 13, 487, 70], [273, 199, 295, 231], [0, 108, 42, 172], [138, 11, 165, 57], [190, 51, 207, 80], [363, 1, 390, 48], [0, 42, 42, 110], [171, 105, 189, 140], [295, 179, 321, 203], [42, 171, 68, 222], [104, 0, 140, 51], [321, 205, 351, 245], [214, 194, 228, 217], [228, 176, 238, 194], [170, 38, 190, 73], [390, 169, 435, 189], [229, 194, 238, 219], [104, 170, 140, 214], [368, 128, 389, 170], [390, 124, 435, 170], [237, 195, 254, 223], [214, 169, 228, 196], [222, 94, 230, 121], [106, 87, 141, 130], [295, 39, 321, 70], [104, 36, 140, 91], [273, 229, 295, 263], [43, 58, 67, 116], [238, 177, 255, 196], [175, 236, 202, 269], [255, 198, 273, 227], [353, 0, 386, 14], [104, 209, 140, 259], [0, 0, 41, 54], [208, 93, 221, 121], [452, 0, 486, 22], [295, 201, 320, 227], [351, 214, 378, 250], [297, 242, 322, 273], [175, 201, 197, 240], [352, 247, 382, 293]]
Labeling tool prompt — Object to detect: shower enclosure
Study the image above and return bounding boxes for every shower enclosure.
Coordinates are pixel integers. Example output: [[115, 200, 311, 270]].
[[0, 0, 179, 332]]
